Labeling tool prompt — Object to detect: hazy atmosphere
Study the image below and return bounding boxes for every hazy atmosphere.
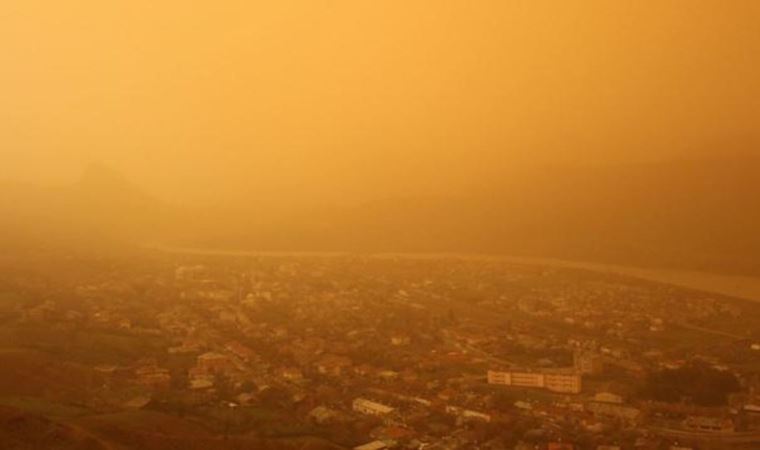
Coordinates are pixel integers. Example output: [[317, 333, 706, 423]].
[[3, 1, 760, 207], [4, 2, 760, 450]]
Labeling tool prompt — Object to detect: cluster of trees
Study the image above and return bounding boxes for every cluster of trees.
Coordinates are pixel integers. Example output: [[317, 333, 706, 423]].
[[638, 361, 741, 406]]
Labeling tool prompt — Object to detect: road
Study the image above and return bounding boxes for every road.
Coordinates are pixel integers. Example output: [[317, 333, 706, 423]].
[[649, 426, 760, 445]]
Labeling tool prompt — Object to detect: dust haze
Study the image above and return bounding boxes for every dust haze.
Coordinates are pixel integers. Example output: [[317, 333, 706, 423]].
[[2, 3, 760, 449], [3, 1, 759, 205], [3, 1, 760, 272]]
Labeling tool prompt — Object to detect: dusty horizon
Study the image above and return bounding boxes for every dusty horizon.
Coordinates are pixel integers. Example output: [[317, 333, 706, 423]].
[[3, 1, 760, 207]]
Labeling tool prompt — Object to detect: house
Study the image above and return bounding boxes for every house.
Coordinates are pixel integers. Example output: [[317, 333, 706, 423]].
[[168, 339, 204, 354], [586, 402, 641, 424], [377, 370, 399, 381], [316, 354, 352, 377], [548, 443, 573, 450], [354, 364, 377, 376], [594, 392, 623, 404], [225, 341, 256, 362], [189, 375, 214, 390], [175, 265, 206, 281], [437, 388, 458, 401], [122, 396, 151, 410], [354, 441, 388, 450], [197, 289, 234, 301], [372, 425, 415, 441], [197, 352, 235, 374], [515, 401, 533, 410], [281, 367, 304, 382], [353, 398, 395, 416], [445, 406, 491, 422], [683, 416, 735, 433], [135, 366, 171, 389], [309, 406, 339, 424], [390, 335, 411, 346]]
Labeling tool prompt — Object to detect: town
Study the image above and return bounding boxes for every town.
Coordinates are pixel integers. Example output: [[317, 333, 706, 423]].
[[1, 249, 760, 450]]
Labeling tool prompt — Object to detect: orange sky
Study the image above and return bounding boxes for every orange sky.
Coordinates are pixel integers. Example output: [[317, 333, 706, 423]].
[[2, 1, 759, 205]]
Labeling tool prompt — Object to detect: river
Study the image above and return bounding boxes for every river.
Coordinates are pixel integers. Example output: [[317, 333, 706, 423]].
[[148, 245, 760, 303]]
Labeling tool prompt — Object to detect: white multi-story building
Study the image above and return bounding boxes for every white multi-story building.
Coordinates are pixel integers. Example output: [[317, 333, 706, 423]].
[[544, 372, 582, 393], [487, 370, 582, 394]]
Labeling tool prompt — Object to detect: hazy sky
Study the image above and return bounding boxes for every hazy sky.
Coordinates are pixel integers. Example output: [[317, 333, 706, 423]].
[[2, 1, 759, 205]]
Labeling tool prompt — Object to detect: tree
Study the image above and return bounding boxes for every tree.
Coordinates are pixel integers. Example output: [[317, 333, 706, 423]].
[[639, 361, 741, 406]]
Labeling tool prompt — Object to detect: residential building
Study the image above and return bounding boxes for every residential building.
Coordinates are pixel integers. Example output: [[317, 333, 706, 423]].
[[353, 398, 395, 416], [354, 441, 388, 450], [487, 370, 582, 394], [683, 416, 735, 433], [197, 352, 235, 373]]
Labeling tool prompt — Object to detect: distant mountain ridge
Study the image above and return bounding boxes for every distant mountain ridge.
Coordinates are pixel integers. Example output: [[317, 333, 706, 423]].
[[218, 156, 760, 275], [0, 163, 172, 251], [2, 157, 760, 275]]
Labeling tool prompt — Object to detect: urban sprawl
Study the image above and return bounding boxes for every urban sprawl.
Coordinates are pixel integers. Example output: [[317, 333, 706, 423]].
[[2, 251, 760, 450]]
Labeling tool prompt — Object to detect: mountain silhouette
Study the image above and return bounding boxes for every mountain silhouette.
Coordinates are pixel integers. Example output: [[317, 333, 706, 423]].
[[0, 163, 171, 251], [3, 157, 760, 275], [207, 155, 760, 275]]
